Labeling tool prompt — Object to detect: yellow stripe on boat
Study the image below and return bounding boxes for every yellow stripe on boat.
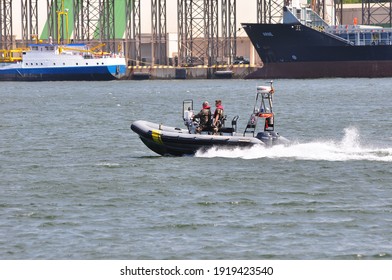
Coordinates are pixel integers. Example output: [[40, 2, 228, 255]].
[[151, 129, 163, 144]]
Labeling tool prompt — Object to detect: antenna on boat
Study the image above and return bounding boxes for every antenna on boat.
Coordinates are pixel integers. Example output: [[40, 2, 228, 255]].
[[57, 0, 69, 45]]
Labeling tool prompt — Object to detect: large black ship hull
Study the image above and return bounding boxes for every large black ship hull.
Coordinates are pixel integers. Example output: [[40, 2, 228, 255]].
[[242, 23, 392, 78], [245, 60, 392, 79]]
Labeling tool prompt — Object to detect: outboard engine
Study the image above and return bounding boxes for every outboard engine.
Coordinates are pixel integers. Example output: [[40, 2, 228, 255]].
[[260, 131, 289, 145], [256, 131, 273, 146]]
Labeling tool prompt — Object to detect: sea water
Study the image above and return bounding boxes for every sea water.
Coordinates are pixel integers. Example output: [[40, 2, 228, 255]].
[[1, 78, 392, 259]]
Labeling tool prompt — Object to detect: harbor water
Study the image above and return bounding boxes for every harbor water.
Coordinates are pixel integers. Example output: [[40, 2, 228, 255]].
[[1, 78, 392, 259]]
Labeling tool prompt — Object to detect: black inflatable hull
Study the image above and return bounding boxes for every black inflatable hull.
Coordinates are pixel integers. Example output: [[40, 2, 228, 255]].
[[131, 120, 286, 156]]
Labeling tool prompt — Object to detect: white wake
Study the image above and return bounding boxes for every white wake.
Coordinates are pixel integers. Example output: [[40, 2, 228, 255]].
[[195, 127, 392, 162]]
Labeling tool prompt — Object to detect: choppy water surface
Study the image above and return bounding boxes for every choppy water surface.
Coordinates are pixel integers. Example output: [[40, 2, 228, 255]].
[[1, 78, 392, 259]]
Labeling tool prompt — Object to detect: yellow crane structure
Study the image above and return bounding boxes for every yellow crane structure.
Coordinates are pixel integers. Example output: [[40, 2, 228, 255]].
[[58, 43, 109, 57], [0, 49, 29, 63]]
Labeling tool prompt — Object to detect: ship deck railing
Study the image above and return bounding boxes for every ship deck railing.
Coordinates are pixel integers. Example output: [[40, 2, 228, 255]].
[[0, 49, 24, 63]]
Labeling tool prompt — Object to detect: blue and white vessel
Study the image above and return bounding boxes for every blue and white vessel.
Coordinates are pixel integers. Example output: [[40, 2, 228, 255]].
[[0, 43, 127, 81]]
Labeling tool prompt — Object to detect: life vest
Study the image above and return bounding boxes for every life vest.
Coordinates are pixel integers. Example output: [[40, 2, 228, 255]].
[[214, 105, 224, 127]]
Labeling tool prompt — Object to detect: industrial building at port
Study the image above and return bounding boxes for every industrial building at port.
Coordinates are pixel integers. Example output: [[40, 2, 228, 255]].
[[1, 0, 391, 79]]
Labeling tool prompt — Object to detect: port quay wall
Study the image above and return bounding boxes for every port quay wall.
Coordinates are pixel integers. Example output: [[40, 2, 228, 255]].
[[125, 64, 258, 80]]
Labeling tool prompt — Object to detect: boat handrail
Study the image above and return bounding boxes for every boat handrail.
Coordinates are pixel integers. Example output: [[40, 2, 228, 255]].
[[308, 25, 353, 45]]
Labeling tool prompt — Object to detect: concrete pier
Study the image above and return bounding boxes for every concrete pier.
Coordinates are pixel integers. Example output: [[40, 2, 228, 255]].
[[125, 64, 259, 80]]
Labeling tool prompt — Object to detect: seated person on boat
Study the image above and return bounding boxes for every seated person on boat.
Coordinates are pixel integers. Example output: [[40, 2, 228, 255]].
[[192, 101, 212, 133], [212, 99, 224, 134]]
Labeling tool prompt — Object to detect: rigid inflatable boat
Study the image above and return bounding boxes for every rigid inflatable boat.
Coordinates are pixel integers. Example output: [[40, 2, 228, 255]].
[[131, 82, 288, 156]]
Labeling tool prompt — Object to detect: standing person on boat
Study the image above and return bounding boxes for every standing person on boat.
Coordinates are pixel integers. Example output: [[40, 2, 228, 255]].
[[193, 101, 212, 133], [212, 99, 225, 134]]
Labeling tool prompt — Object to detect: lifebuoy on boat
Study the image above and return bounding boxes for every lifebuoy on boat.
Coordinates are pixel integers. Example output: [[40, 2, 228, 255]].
[[257, 113, 273, 118]]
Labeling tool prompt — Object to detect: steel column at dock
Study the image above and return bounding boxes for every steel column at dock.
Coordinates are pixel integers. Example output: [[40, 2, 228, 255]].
[[0, 0, 13, 50]]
